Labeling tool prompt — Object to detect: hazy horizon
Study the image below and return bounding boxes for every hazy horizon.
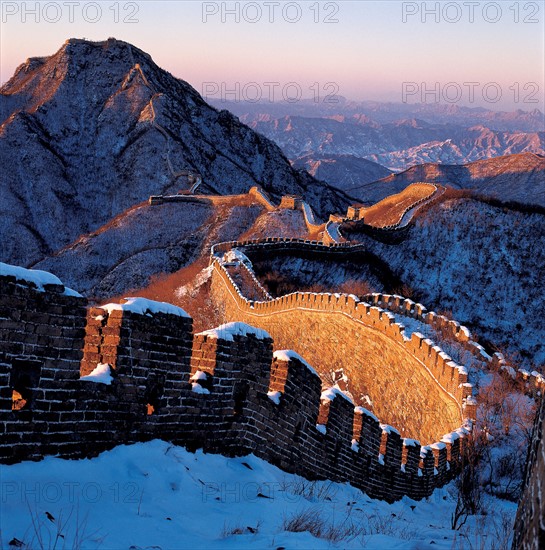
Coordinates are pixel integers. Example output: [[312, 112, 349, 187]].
[[1, 1, 544, 112]]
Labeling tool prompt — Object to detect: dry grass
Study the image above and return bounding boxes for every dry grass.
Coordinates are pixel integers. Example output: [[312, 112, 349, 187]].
[[362, 183, 436, 227], [105, 259, 224, 332]]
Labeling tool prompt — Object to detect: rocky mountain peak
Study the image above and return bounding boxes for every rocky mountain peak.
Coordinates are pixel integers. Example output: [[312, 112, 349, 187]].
[[0, 38, 349, 267]]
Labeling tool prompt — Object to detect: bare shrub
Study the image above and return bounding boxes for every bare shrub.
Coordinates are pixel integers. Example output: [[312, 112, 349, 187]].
[[451, 435, 484, 530], [283, 508, 324, 535], [282, 508, 367, 543], [220, 520, 261, 537], [22, 504, 103, 550]]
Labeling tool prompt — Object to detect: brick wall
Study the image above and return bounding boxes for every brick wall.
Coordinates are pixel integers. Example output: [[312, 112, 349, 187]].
[[0, 267, 470, 502], [512, 395, 545, 549], [210, 258, 473, 445]]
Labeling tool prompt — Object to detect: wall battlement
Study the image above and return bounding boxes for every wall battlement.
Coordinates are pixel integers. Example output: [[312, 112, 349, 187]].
[[209, 241, 482, 444], [1, 263, 472, 502]]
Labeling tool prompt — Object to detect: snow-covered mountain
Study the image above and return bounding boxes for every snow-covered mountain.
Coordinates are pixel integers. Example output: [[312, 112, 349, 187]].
[[0, 38, 348, 267], [234, 113, 544, 171], [343, 196, 545, 366], [291, 154, 392, 195], [353, 153, 545, 204], [34, 197, 264, 299], [214, 97, 545, 133]]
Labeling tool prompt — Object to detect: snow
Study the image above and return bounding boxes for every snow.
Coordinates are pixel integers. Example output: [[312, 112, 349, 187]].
[[302, 201, 318, 226], [357, 198, 545, 367], [273, 350, 319, 377], [403, 438, 420, 447], [175, 266, 213, 299], [325, 222, 341, 242], [380, 424, 401, 436], [102, 297, 189, 318], [315, 424, 327, 435], [0, 262, 82, 297], [190, 371, 208, 381], [321, 387, 354, 405], [267, 391, 281, 405], [192, 383, 210, 395], [199, 322, 271, 342], [0, 440, 517, 549], [222, 249, 252, 266], [80, 363, 113, 385], [441, 432, 461, 444]]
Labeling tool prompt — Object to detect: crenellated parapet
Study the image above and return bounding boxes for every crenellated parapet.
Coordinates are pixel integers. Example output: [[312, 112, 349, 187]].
[[209, 242, 480, 443], [0, 261, 473, 502], [365, 292, 545, 399]]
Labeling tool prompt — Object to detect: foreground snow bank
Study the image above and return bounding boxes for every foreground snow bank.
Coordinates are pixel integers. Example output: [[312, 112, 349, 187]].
[[0, 441, 516, 549]]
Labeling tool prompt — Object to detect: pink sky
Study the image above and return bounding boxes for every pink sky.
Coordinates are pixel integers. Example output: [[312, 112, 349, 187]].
[[1, 1, 544, 111]]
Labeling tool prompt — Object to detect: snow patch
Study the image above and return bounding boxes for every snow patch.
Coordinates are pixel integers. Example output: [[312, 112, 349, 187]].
[[321, 387, 354, 405], [102, 297, 189, 318], [267, 391, 281, 405], [175, 266, 213, 299], [80, 363, 113, 385], [273, 350, 319, 376], [0, 262, 82, 297], [198, 322, 270, 342], [354, 406, 379, 422]]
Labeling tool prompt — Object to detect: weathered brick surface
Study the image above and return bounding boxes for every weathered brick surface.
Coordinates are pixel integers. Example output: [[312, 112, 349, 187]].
[[1, 266, 468, 502], [210, 261, 465, 444], [512, 396, 545, 549]]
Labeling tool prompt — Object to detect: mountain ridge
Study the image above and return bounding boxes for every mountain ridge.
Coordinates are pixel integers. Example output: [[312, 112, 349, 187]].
[[0, 38, 349, 266], [355, 152, 545, 204]]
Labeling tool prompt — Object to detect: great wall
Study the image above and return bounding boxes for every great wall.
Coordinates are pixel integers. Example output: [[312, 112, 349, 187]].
[[1, 185, 544, 545], [0, 259, 472, 503]]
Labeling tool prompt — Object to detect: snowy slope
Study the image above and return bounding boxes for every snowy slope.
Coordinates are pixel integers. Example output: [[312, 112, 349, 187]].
[[34, 199, 263, 299], [0, 38, 349, 266], [346, 197, 545, 367], [0, 440, 516, 549]]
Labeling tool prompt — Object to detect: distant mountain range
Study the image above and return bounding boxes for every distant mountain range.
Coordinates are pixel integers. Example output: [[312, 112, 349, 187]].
[[212, 97, 545, 133], [215, 105, 544, 172], [353, 153, 545, 205], [291, 154, 392, 195], [0, 38, 348, 266]]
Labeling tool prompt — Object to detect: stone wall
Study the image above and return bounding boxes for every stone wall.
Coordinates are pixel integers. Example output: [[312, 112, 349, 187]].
[[512, 395, 545, 549], [0, 267, 470, 502], [210, 252, 476, 445]]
